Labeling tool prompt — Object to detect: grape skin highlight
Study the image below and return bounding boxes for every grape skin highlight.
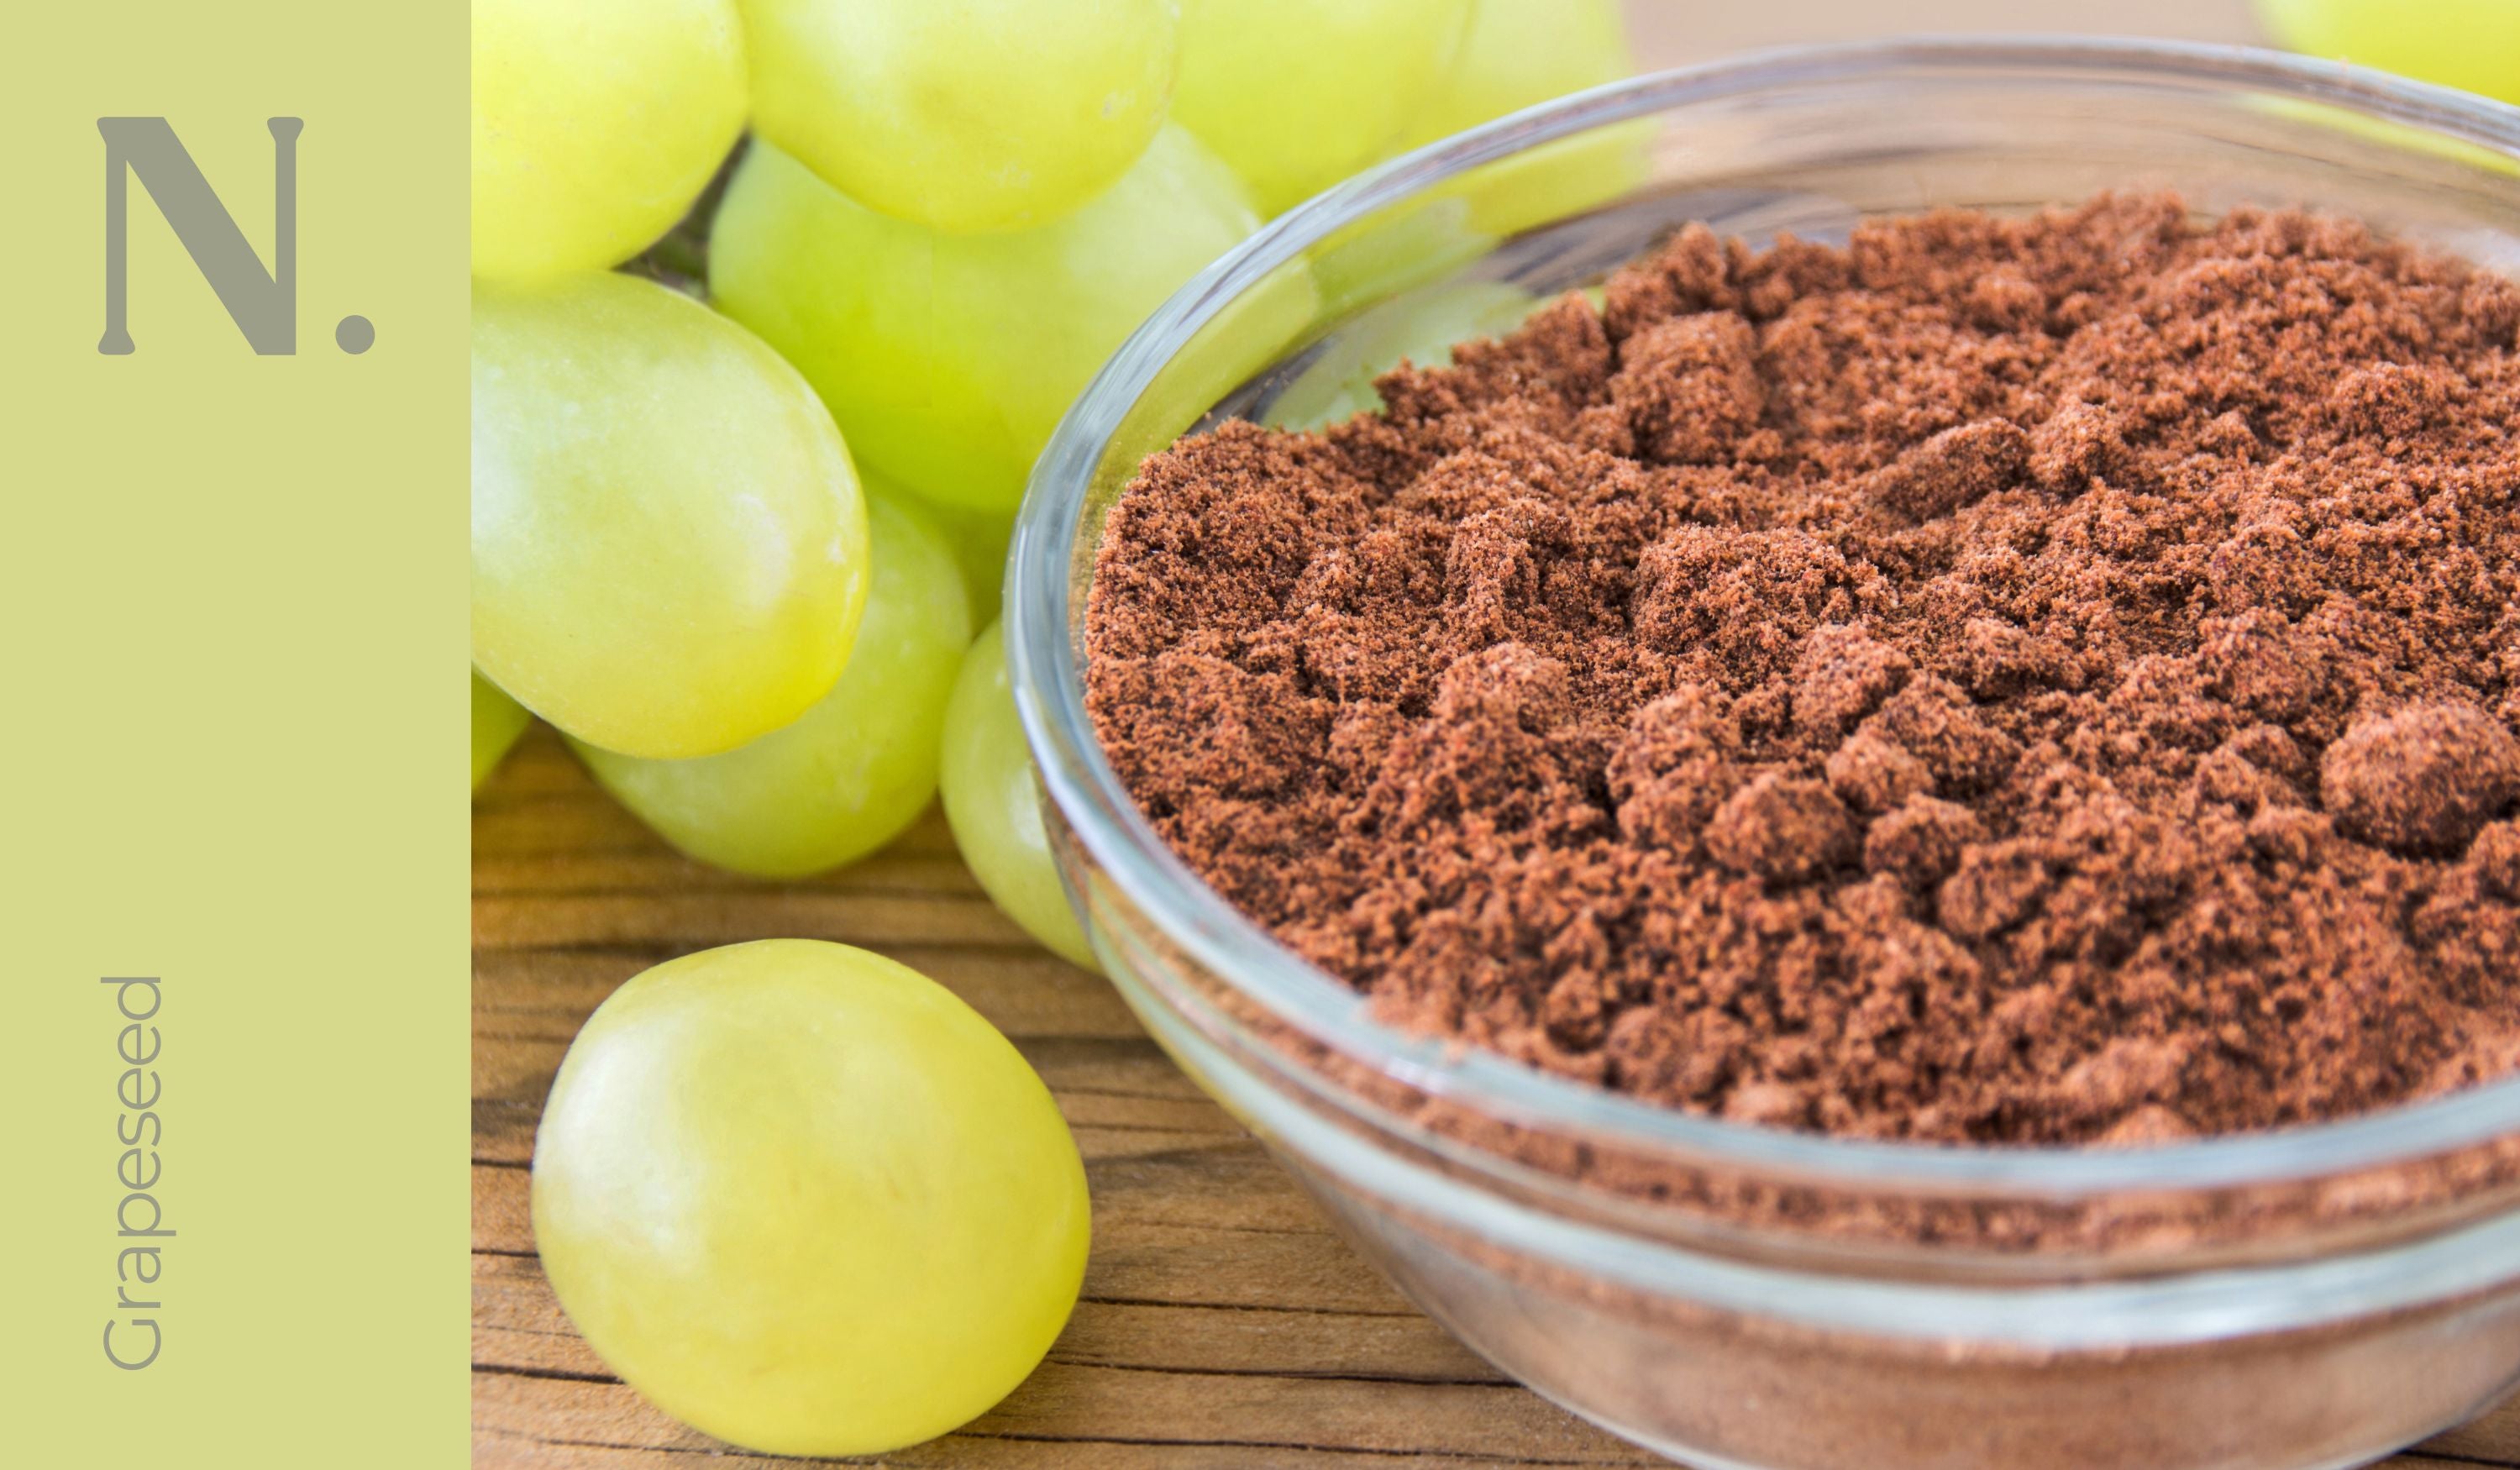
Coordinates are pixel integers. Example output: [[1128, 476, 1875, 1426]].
[[472, 273, 869, 760], [941, 623, 1097, 969], [470, 0, 748, 281], [533, 939, 1089, 1457], [711, 126, 1265, 516], [742, 0, 1183, 234], [575, 491, 973, 879]]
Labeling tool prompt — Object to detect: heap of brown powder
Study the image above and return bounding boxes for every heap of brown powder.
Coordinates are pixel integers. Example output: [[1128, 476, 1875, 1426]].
[[1084, 194, 2520, 1146]]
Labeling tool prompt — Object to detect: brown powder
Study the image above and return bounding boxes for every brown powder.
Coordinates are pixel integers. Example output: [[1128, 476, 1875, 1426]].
[[1084, 193, 2520, 1147]]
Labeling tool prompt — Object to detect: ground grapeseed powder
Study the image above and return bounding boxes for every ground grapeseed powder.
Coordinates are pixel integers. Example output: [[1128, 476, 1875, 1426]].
[[1084, 194, 2520, 1146]]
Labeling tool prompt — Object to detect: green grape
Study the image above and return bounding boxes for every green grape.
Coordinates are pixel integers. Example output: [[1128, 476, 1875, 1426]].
[[533, 939, 1089, 1457], [741, 0, 1182, 234], [2259, 0, 2520, 105], [1396, 0, 1643, 239], [473, 273, 869, 760], [470, 0, 748, 281], [1172, 0, 1473, 217], [1439, 124, 1653, 239], [1399, 0, 1631, 146], [574, 491, 973, 879], [472, 669, 533, 792], [1074, 248, 1329, 497], [711, 127, 1265, 516], [922, 496, 1018, 627], [1269, 279, 1536, 430], [940, 623, 1096, 969], [1305, 192, 1495, 318], [1157, 252, 1329, 428]]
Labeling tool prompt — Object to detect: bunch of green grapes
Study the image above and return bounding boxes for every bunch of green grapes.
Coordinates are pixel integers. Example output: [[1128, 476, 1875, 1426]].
[[469, 0, 1635, 1452]]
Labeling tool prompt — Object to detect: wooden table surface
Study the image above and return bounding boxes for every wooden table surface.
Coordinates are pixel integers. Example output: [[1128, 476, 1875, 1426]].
[[476, 4, 2517, 1465]]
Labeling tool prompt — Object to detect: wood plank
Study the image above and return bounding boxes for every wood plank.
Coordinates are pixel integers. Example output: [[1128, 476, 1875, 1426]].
[[477, 1434, 1609, 1470], [2429, 1393, 2520, 1465], [472, 941, 1147, 1044], [476, 1254, 1502, 1388], [472, 1153, 1407, 1315], [475, 1368, 1665, 1468]]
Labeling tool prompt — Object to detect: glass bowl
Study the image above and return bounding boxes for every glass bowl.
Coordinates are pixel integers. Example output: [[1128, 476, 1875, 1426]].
[[1007, 37, 2520, 1470]]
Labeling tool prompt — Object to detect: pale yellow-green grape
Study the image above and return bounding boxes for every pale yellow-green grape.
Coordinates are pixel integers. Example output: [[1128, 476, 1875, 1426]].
[[1269, 279, 1536, 430], [1154, 252, 1329, 434], [472, 669, 533, 792], [742, 0, 1182, 234], [573, 492, 972, 879], [924, 496, 1018, 627], [1078, 252, 1326, 506], [941, 624, 1095, 969], [1077, 246, 1328, 491], [1172, 0, 1473, 216], [533, 939, 1089, 1457], [1438, 123, 1653, 240], [470, 0, 748, 281], [1399, 0, 1631, 147], [2259, 0, 2520, 105], [1305, 192, 1494, 319], [1396, 0, 1643, 239], [472, 274, 869, 759], [711, 127, 1264, 515]]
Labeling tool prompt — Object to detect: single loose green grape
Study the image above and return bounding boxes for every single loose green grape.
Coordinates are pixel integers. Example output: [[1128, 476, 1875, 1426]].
[[472, 669, 533, 792], [711, 127, 1264, 516], [940, 623, 1095, 969], [2259, 0, 2520, 105], [533, 939, 1089, 1457], [473, 273, 869, 760], [470, 0, 747, 281], [742, 0, 1182, 234], [1172, 0, 1473, 216], [573, 491, 973, 879]]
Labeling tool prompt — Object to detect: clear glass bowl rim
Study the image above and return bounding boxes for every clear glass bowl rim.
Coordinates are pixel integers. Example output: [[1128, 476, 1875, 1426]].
[[1009, 34, 2520, 1201]]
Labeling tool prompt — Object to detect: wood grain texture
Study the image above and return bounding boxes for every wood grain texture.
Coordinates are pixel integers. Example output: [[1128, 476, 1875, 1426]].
[[474, 727, 2517, 1469], [478, 8, 2515, 1465]]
